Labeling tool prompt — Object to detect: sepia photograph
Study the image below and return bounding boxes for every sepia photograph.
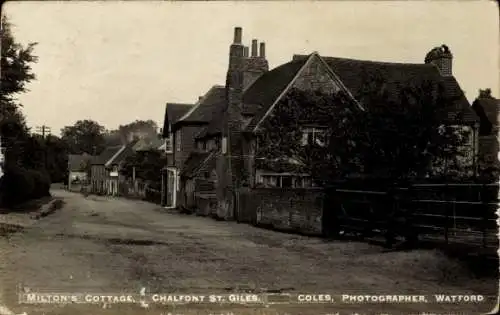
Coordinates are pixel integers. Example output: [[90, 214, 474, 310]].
[[0, 1, 498, 314]]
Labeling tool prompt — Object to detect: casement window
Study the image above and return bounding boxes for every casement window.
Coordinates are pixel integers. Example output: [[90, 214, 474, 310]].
[[301, 127, 327, 146], [176, 130, 181, 152], [165, 134, 173, 153], [259, 175, 315, 188]]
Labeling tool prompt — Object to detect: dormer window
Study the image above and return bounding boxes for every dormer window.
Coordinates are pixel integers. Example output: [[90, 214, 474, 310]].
[[301, 127, 327, 146]]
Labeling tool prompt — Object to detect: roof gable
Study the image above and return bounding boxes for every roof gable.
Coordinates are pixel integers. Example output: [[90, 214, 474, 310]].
[[92, 146, 122, 165], [68, 153, 93, 171], [242, 56, 309, 125], [176, 86, 226, 128], [106, 141, 139, 167], [162, 103, 194, 138]]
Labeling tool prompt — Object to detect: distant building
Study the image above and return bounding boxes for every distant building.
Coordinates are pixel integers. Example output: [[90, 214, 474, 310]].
[[67, 153, 94, 191], [90, 141, 137, 196], [160, 103, 194, 208]]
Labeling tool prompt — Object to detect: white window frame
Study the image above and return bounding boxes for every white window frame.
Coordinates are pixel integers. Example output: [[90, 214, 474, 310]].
[[164, 134, 173, 153], [222, 137, 228, 154], [301, 127, 327, 146]]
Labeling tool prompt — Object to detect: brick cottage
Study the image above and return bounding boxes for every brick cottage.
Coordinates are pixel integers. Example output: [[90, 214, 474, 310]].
[[160, 27, 478, 234]]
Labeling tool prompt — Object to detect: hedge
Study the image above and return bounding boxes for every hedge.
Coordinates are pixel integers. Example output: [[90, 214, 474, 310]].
[[0, 165, 51, 207]]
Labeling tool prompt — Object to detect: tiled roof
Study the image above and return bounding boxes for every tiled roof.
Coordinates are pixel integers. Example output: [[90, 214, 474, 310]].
[[162, 103, 193, 138], [68, 153, 93, 171], [243, 57, 309, 131], [320, 56, 477, 124], [108, 140, 139, 166], [179, 151, 216, 178], [243, 53, 477, 132], [92, 146, 122, 165], [194, 109, 225, 139], [177, 86, 226, 126]]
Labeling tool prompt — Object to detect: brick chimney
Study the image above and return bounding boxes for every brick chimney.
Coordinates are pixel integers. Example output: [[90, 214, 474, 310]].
[[425, 44, 453, 76], [259, 42, 266, 58], [242, 39, 269, 90], [251, 39, 258, 57], [220, 26, 247, 219]]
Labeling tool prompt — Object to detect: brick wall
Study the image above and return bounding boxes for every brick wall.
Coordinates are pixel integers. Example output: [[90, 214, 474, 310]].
[[292, 54, 341, 94], [174, 125, 204, 169], [239, 188, 324, 235]]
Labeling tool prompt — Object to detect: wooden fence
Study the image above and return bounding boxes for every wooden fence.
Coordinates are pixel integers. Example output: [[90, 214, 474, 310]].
[[323, 183, 499, 252]]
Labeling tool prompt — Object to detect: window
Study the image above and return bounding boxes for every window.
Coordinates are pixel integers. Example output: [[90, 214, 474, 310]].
[[222, 137, 228, 154], [301, 127, 327, 146], [281, 176, 292, 188], [203, 141, 207, 151], [259, 175, 314, 188], [165, 135, 173, 153], [176, 131, 181, 152], [294, 177, 303, 188]]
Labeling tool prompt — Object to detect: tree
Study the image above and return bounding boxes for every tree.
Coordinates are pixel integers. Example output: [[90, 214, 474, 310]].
[[1, 16, 38, 164], [256, 77, 470, 185], [61, 119, 106, 155], [120, 150, 166, 185]]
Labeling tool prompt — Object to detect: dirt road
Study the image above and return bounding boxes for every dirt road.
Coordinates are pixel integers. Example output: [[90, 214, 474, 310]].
[[0, 189, 497, 314]]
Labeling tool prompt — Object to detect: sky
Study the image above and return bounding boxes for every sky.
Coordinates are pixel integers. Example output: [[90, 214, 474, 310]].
[[3, 1, 499, 136]]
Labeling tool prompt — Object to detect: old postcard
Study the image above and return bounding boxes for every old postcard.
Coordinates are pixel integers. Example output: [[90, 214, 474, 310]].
[[0, 1, 498, 314]]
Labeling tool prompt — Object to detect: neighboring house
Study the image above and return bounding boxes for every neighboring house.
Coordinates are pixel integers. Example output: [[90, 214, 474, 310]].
[[166, 26, 479, 218], [67, 153, 93, 191], [160, 100, 219, 208], [90, 141, 137, 196], [472, 89, 500, 177]]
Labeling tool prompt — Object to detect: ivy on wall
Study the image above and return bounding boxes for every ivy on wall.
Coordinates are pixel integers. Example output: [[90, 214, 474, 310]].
[[253, 73, 473, 184]]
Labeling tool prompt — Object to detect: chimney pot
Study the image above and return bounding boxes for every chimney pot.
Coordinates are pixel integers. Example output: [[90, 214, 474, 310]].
[[251, 39, 258, 57], [243, 46, 249, 57], [233, 27, 242, 44], [259, 42, 266, 58]]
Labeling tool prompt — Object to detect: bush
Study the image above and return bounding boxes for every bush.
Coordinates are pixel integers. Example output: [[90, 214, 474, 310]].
[[0, 165, 51, 207], [27, 169, 51, 199]]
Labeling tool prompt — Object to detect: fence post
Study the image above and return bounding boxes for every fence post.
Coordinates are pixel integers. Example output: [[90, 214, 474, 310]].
[[384, 187, 396, 249], [481, 183, 487, 248], [444, 183, 449, 245]]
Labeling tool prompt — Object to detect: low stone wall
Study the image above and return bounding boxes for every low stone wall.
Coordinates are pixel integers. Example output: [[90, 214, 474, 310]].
[[239, 188, 324, 236]]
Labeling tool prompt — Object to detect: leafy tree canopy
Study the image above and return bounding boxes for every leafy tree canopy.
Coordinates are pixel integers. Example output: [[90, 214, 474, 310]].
[[61, 119, 106, 155], [104, 120, 159, 146]]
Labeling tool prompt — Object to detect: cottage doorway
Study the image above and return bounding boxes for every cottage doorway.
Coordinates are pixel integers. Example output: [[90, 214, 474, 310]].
[[164, 168, 177, 208]]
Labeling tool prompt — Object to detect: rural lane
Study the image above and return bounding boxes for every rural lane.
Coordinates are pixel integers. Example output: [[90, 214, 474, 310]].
[[0, 189, 497, 315]]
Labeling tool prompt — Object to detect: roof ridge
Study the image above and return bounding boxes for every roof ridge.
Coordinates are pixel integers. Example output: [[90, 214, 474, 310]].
[[105, 145, 127, 167], [177, 85, 223, 122], [252, 54, 313, 131]]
